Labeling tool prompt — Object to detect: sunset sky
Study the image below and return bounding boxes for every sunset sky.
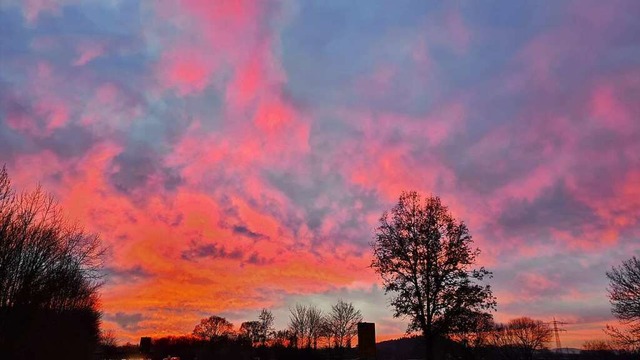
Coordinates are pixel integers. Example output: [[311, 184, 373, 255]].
[[1, 0, 639, 348]]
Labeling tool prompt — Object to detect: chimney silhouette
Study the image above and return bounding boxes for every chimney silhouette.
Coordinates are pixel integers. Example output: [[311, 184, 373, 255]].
[[358, 322, 376, 359]]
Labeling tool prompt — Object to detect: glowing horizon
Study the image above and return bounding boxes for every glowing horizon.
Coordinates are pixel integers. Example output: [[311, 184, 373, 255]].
[[1, 0, 639, 348]]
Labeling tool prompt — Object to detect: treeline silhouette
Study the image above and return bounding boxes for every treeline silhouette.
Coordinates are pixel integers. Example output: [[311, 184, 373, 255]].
[[101, 304, 362, 360], [103, 335, 359, 360], [108, 314, 395, 359], [100, 312, 639, 360]]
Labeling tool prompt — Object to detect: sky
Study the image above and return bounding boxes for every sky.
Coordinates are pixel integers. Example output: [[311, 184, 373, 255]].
[[1, 0, 639, 348]]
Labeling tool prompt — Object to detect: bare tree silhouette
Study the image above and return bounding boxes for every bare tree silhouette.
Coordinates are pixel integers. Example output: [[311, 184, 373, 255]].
[[289, 303, 308, 348], [239, 320, 262, 345], [192, 315, 234, 340], [307, 304, 324, 349], [288, 303, 324, 349], [325, 299, 362, 349], [0, 166, 104, 360], [488, 317, 552, 360], [371, 191, 496, 360], [605, 256, 640, 352], [258, 308, 275, 346]]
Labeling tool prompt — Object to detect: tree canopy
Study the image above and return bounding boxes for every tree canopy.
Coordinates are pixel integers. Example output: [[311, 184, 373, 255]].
[[371, 191, 496, 360], [193, 315, 234, 340]]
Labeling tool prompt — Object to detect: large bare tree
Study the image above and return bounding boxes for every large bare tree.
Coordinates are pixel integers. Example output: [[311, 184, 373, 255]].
[[288, 303, 324, 349], [605, 256, 640, 352], [288, 303, 308, 348], [0, 166, 104, 359], [371, 191, 496, 360], [326, 299, 362, 349], [307, 304, 324, 349], [258, 308, 274, 346]]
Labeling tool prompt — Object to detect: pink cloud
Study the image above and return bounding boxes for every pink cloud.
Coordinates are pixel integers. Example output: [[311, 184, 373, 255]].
[[515, 272, 559, 298], [157, 46, 214, 95], [22, 0, 61, 24], [74, 42, 105, 66], [152, 0, 269, 98], [590, 83, 633, 132], [6, 97, 69, 137], [227, 55, 265, 107]]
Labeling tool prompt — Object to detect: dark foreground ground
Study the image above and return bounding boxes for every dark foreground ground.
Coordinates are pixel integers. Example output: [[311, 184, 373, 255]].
[[98, 336, 638, 360]]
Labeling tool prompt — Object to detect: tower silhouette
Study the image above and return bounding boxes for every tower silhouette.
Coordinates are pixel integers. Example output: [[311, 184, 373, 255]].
[[547, 317, 568, 352]]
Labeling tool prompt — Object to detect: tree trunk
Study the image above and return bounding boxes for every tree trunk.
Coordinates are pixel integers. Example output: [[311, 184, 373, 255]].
[[424, 333, 434, 360]]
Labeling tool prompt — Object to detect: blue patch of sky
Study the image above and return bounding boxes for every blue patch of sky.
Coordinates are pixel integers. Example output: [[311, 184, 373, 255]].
[[280, 1, 437, 112]]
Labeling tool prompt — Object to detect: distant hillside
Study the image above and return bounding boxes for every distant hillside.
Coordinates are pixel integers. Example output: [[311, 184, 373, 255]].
[[376, 336, 425, 360], [376, 336, 469, 360]]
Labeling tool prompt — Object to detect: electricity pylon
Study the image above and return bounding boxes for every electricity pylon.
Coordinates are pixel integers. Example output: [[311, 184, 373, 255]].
[[547, 317, 568, 352]]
